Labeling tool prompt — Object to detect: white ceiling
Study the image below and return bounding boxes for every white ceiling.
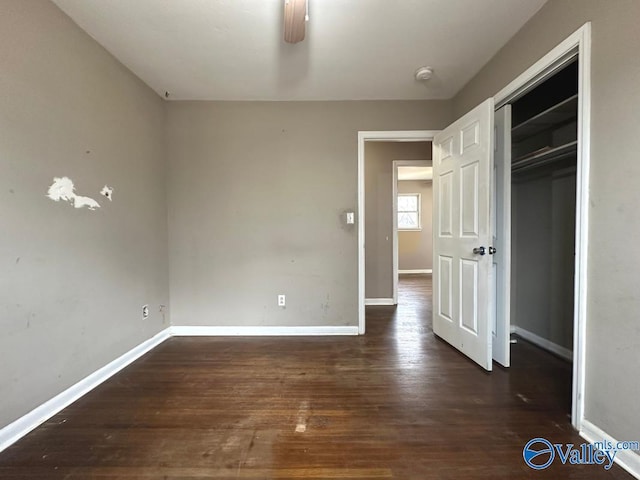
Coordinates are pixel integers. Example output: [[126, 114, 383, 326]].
[[52, 0, 547, 101], [398, 167, 433, 181]]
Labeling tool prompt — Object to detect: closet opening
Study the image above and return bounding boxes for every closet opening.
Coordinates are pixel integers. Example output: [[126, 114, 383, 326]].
[[509, 58, 579, 414]]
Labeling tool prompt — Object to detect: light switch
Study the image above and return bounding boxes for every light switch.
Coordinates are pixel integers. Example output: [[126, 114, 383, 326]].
[[346, 212, 355, 224]]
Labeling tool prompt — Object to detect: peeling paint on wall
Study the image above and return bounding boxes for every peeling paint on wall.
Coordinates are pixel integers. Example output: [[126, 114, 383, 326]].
[[72, 195, 100, 210], [47, 176, 74, 202], [46, 176, 100, 210], [100, 185, 113, 201]]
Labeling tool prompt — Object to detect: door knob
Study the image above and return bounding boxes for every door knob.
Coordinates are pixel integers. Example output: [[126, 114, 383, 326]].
[[473, 246, 486, 255], [488, 246, 497, 255]]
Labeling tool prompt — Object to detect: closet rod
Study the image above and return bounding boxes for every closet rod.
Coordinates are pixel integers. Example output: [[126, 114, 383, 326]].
[[511, 141, 577, 173]]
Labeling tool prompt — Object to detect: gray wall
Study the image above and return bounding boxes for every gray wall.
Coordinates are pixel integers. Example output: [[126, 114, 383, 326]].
[[0, 0, 169, 429], [454, 0, 640, 442], [167, 104, 449, 325], [364, 142, 432, 299], [512, 169, 575, 351], [398, 180, 433, 271]]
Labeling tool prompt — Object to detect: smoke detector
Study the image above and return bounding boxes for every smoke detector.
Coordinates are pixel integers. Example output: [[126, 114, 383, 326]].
[[415, 66, 434, 82]]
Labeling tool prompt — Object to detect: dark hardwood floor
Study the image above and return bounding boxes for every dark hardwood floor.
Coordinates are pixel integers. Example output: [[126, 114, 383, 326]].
[[0, 274, 633, 479]]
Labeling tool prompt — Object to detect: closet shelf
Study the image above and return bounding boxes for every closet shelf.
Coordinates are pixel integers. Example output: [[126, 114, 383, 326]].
[[512, 141, 577, 172], [512, 94, 578, 141]]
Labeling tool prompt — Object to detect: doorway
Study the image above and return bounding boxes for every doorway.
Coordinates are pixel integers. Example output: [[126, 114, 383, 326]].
[[393, 160, 433, 305], [357, 131, 439, 334], [494, 24, 590, 430], [499, 58, 579, 420], [429, 23, 590, 429]]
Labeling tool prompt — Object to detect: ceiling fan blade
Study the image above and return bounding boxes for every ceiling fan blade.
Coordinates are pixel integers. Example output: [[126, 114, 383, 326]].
[[284, 0, 306, 44]]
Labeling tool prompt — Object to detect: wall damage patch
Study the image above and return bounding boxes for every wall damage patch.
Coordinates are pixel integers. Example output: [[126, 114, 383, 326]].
[[100, 185, 113, 201], [47, 176, 100, 210], [72, 195, 100, 210], [47, 176, 75, 203]]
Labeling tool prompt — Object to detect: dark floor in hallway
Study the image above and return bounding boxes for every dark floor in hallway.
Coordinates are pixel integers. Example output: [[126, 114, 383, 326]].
[[0, 274, 633, 479]]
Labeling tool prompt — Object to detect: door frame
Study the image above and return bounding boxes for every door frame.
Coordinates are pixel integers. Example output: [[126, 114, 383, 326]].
[[493, 23, 591, 430], [357, 131, 439, 334], [392, 159, 432, 304]]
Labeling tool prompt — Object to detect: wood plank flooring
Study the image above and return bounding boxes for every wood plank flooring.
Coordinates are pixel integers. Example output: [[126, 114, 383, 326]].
[[0, 275, 633, 479]]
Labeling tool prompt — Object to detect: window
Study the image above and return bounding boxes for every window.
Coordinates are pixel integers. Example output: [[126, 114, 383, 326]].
[[398, 193, 421, 230]]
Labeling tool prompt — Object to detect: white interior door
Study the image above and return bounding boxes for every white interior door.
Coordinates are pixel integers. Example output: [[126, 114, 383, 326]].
[[432, 98, 495, 371], [493, 105, 511, 367]]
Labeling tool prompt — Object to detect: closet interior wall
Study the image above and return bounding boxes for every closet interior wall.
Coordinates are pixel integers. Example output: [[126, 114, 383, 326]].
[[511, 60, 578, 355]]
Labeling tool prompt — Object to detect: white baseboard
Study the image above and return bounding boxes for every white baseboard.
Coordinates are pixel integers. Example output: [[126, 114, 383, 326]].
[[580, 419, 640, 479], [0, 328, 171, 454], [398, 269, 432, 274], [170, 325, 359, 336], [364, 298, 395, 306], [512, 326, 573, 361]]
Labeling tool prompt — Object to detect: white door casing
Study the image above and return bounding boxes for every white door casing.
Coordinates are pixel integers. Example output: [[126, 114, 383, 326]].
[[432, 98, 495, 371], [492, 105, 511, 367]]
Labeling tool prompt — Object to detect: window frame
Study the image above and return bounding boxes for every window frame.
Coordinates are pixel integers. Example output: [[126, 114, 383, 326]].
[[397, 192, 422, 231]]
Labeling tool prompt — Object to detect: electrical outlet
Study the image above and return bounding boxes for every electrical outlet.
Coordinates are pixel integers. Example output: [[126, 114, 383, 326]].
[[278, 295, 286, 307], [142, 304, 149, 319]]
